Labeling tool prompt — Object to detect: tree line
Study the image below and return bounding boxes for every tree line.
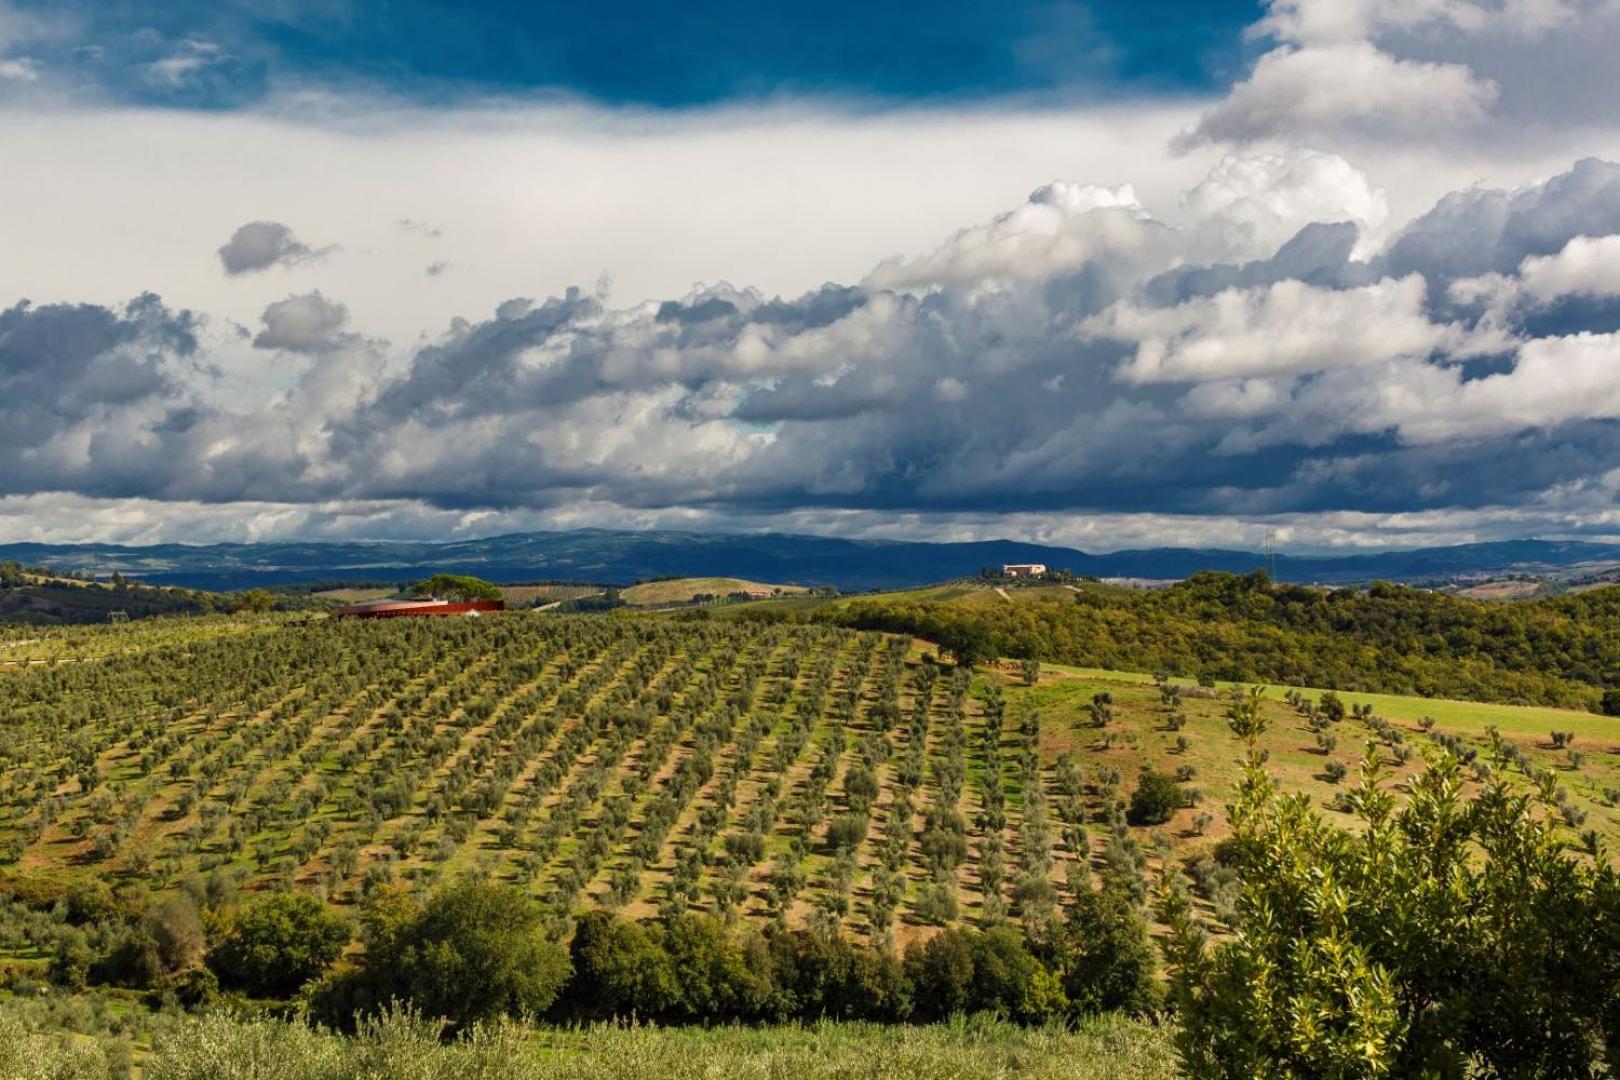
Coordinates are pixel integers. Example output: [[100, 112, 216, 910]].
[[5, 870, 1158, 1032]]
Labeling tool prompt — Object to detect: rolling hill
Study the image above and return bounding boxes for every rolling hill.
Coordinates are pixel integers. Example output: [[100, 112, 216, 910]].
[[5, 531, 1620, 592]]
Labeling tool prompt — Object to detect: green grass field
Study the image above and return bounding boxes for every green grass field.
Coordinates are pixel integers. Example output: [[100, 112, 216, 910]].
[[1019, 661, 1620, 849], [620, 577, 807, 606]]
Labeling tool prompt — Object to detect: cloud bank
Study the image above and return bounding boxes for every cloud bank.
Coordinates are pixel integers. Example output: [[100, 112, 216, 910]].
[[7, 151, 1620, 550]]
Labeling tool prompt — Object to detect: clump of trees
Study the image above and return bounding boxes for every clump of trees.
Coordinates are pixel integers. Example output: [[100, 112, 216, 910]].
[[207, 892, 349, 998], [563, 901, 1156, 1026]]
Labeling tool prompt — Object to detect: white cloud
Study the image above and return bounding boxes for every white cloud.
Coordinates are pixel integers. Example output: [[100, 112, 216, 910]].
[[1399, 331, 1620, 441], [864, 181, 1157, 290], [1183, 150, 1389, 257], [1087, 275, 1474, 384], [0, 56, 37, 81], [1256, 0, 1583, 46], [1519, 234, 1620, 300], [1179, 41, 1497, 150]]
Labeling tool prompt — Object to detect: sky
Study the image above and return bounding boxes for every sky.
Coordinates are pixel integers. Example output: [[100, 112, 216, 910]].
[[8, 0, 1620, 553]]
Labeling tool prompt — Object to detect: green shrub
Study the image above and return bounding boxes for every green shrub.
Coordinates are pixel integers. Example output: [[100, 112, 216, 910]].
[[1164, 738, 1620, 1077], [1125, 771, 1182, 827]]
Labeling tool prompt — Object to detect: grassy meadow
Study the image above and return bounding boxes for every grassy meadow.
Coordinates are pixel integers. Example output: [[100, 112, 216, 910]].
[[620, 578, 807, 606], [0, 1002, 1176, 1079]]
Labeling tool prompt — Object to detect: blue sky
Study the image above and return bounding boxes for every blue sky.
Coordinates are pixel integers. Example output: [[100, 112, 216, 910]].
[[7, 0, 1620, 553], [20, 0, 1259, 107]]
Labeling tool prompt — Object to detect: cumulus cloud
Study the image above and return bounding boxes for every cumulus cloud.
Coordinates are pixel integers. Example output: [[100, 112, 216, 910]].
[[217, 220, 330, 276], [1519, 235, 1620, 301], [1088, 275, 1480, 384], [864, 182, 1163, 290], [1396, 331, 1620, 442], [253, 291, 350, 353], [1180, 0, 1620, 151], [1255, 0, 1583, 46], [1177, 41, 1496, 150], [1182, 151, 1389, 258]]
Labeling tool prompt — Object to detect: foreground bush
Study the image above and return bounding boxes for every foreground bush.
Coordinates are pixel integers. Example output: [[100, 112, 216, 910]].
[[1165, 718, 1620, 1077]]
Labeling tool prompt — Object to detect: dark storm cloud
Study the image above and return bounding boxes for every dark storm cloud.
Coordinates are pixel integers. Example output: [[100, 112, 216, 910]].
[[0, 293, 193, 448]]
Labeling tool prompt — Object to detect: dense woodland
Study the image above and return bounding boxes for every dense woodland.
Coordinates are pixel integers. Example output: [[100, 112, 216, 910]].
[[815, 571, 1620, 711]]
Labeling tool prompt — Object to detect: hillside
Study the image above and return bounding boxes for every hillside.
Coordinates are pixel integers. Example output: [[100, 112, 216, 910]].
[[8, 531, 1620, 592], [0, 560, 217, 625], [621, 577, 809, 606], [807, 573, 1620, 712], [3, 608, 1617, 1073], [3, 612, 1614, 914]]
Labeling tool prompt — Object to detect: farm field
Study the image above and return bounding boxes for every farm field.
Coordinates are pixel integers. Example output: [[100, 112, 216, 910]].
[[499, 583, 609, 606], [312, 587, 396, 603], [620, 577, 807, 606], [0, 614, 1061, 942], [1020, 663, 1620, 850], [3, 611, 1615, 943]]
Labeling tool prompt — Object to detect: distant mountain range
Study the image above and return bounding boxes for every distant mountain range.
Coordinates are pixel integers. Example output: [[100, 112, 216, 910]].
[[5, 531, 1620, 592]]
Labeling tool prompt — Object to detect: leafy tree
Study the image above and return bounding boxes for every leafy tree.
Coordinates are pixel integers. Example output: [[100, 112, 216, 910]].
[[967, 925, 1066, 1023], [48, 930, 92, 991], [824, 813, 869, 853], [566, 910, 677, 1019], [903, 929, 975, 1019], [232, 588, 276, 614], [1048, 879, 1160, 1016], [149, 894, 207, 974], [328, 879, 571, 1028], [936, 621, 992, 669], [663, 913, 772, 1019], [207, 892, 351, 998]]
